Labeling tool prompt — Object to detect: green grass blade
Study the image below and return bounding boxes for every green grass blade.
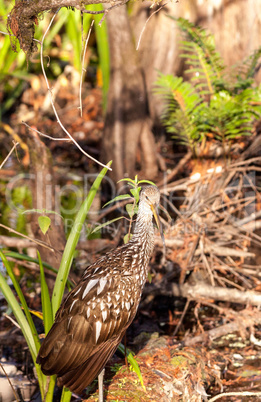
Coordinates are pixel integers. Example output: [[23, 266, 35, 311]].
[[0, 267, 47, 397], [61, 387, 72, 402], [51, 161, 112, 317], [37, 251, 53, 334], [92, 4, 110, 109], [0, 250, 41, 358], [118, 343, 145, 390], [0, 252, 48, 397], [65, 10, 82, 71], [45, 375, 57, 402], [4, 252, 74, 288], [0, 267, 37, 360]]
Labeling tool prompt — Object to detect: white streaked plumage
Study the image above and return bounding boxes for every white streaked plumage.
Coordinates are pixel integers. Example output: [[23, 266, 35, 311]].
[[97, 278, 107, 295], [102, 310, 107, 322], [69, 299, 77, 313], [36, 185, 161, 396], [95, 321, 102, 342], [82, 279, 99, 299]]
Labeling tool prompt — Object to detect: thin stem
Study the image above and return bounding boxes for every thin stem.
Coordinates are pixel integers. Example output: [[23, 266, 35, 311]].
[[79, 20, 94, 116], [39, 9, 111, 170], [0, 141, 19, 169]]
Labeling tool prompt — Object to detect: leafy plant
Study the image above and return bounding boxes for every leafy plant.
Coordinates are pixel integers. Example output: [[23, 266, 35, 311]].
[[92, 176, 156, 243], [0, 6, 109, 115], [154, 17, 261, 154], [0, 183, 32, 236], [0, 162, 111, 402]]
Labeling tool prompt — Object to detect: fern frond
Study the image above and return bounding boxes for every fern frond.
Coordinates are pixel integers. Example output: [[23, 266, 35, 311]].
[[241, 47, 261, 80], [154, 73, 201, 113], [155, 17, 261, 152], [175, 17, 224, 77], [154, 73, 204, 149]]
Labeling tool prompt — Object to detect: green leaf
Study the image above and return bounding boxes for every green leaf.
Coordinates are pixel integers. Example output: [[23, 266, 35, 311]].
[[103, 194, 132, 208], [130, 187, 141, 203], [123, 233, 132, 244], [117, 178, 136, 187], [51, 161, 112, 318], [126, 203, 136, 218], [0, 251, 47, 398], [118, 343, 145, 391], [4, 252, 74, 288], [138, 180, 157, 186], [91, 216, 123, 234], [0, 251, 41, 359], [38, 216, 51, 235], [61, 387, 72, 402], [38, 251, 53, 335]]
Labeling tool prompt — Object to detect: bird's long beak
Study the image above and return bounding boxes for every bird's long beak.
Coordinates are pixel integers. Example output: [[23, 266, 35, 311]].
[[151, 204, 166, 262], [151, 204, 160, 230]]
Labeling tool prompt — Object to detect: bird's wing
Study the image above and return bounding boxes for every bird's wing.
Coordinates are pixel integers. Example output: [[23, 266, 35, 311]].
[[57, 335, 121, 393], [37, 254, 136, 380]]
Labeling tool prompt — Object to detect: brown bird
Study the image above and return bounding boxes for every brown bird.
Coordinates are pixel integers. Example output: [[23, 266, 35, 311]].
[[36, 185, 161, 395]]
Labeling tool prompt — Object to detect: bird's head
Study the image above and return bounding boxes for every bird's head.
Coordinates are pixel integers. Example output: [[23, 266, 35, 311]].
[[139, 185, 161, 228], [139, 186, 165, 255]]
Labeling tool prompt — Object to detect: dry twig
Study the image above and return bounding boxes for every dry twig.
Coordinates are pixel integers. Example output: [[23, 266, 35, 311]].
[[171, 283, 261, 306], [209, 391, 261, 401], [0, 141, 19, 170], [35, 9, 111, 170]]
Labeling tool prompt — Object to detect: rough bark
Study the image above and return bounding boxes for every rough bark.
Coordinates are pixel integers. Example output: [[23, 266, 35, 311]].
[[130, 0, 198, 123], [171, 283, 261, 306], [196, 0, 261, 82], [8, 0, 261, 181], [7, 0, 128, 56], [102, 5, 158, 182], [130, 0, 261, 123], [25, 131, 66, 290]]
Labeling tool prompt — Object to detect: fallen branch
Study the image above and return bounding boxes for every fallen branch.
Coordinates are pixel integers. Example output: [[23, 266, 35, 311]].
[[208, 391, 261, 402], [184, 308, 261, 347], [154, 236, 184, 248], [0, 235, 114, 254], [184, 321, 245, 346], [157, 151, 192, 187], [0, 235, 34, 249], [194, 244, 255, 258], [172, 283, 261, 306], [0, 224, 56, 252]]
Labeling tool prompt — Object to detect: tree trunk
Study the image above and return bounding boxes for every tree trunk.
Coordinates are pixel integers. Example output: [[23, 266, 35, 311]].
[[130, 0, 261, 126], [25, 131, 66, 291], [102, 5, 158, 183], [130, 0, 198, 123]]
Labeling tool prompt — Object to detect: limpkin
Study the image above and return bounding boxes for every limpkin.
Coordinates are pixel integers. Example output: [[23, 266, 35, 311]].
[[37, 185, 162, 398]]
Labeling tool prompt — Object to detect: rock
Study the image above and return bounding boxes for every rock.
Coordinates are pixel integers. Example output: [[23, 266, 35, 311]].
[[0, 361, 17, 376], [0, 376, 16, 402]]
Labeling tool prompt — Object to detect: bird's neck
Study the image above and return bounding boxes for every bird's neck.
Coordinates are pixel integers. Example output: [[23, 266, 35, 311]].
[[131, 209, 155, 257]]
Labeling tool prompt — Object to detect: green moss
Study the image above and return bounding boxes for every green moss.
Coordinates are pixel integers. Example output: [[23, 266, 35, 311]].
[[171, 353, 196, 368]]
